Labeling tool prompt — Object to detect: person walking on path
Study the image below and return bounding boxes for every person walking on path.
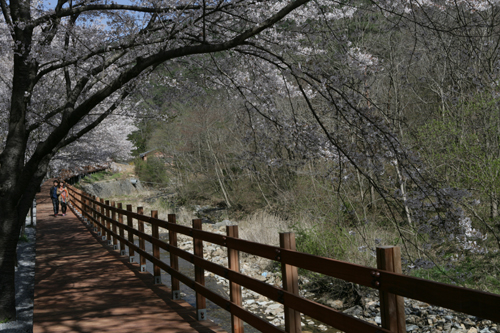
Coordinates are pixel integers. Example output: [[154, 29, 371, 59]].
[[49, 180, 59, 216], [57, 182, 69, 216]]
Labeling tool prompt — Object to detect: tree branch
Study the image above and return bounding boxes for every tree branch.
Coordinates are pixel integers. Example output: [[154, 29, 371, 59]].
[[33, 4, 205, 26]]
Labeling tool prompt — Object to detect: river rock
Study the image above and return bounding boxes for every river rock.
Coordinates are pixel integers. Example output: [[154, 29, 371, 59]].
[[343, 305, 363, 317], [265, 303, 284, 316], [326, 299, 343, 310], [406, 324, 419, 331]]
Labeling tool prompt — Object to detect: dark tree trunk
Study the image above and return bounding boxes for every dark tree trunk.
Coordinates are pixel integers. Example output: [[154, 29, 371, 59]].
[[0, 153, 49, 321], [0, 204, 20, 322]]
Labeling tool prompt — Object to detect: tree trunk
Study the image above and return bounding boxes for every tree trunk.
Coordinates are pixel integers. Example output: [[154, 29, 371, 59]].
[[370, 183, 376, 209], [395, 163, 412, 226], [491, 192, 498, 219], [0, 151, 49, 321], [0, 205, 20, 322]]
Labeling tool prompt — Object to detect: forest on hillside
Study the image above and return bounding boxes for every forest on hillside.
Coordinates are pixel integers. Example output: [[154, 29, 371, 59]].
[[128, 1, 500, 293]]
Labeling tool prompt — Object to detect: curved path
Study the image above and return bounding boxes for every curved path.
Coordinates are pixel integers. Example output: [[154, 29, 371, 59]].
[[34, 181, 225, 333]]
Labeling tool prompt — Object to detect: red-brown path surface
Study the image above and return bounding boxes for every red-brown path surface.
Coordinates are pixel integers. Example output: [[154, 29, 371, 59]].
[[34, 181, 226, 333]]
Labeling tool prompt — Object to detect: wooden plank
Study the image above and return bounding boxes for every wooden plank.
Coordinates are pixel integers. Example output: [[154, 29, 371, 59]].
[[138, 207, 146, 271], [152, 210, 161, 284], [376, 246, 405, 333], [280, 233, 301, 333], [281, 291, 390, 333], [91, 195, 97, 230], [193, 219, 206, 320], [105, 200, 111, 241], [226, 225, 244, 333], [379, 270, 500, 322], [111, 202, 118, 248], [98, 198, 104, 236], [126, 204, 134, 261], [118, 203, 126, 255], [168, 214, 180, 299], [220, 235, 278, 261], [280, 249, 375, 288]]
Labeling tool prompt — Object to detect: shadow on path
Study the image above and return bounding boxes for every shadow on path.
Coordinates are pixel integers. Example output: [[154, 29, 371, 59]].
[[34, 180, 225, 333]]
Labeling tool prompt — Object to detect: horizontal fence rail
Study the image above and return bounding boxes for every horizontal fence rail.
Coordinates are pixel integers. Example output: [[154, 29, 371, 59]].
[[66, 185, 500, 333]]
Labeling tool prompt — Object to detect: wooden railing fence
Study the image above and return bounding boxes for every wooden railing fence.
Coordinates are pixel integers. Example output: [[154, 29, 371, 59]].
[[66, 185, 500, 333]]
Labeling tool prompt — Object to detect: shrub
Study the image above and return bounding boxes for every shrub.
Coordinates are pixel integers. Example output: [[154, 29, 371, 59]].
[[134, 157, 169, 186]]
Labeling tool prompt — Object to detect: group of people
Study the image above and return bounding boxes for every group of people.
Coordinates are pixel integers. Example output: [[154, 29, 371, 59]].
[[49, 180, 69, 216]]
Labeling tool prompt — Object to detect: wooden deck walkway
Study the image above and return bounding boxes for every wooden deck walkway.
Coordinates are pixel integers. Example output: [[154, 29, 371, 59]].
[[33, 181, 226, 333]]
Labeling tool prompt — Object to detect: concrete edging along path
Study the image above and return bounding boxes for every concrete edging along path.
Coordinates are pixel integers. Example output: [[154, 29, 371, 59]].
[[34, 181, 225, 333]]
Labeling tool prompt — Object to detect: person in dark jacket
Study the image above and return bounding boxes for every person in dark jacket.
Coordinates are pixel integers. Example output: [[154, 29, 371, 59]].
[[50, 180, 60, 216]]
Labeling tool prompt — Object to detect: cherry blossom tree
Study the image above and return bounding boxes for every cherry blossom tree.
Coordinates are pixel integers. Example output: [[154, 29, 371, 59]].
[[184, 0, 498, 273], [49, 114, 137, 175], [0, 0, 312, 320]]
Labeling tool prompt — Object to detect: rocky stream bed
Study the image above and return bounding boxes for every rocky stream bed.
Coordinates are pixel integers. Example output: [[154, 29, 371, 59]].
[[167, 222, 499, 333]]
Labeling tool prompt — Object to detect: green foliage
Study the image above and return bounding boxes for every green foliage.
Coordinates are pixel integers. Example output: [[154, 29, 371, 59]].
[[81, 171, 109, 184], [134, 157, 169, 185], [294, 221, 349, 259], [128, 120, 157, 157], [410, 253, 500, 294], [18, 233, 29, 242], [416, 92, 500, 235]]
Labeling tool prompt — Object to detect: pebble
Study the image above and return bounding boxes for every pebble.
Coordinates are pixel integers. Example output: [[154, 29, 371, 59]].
[[407, 324, 419, 331]]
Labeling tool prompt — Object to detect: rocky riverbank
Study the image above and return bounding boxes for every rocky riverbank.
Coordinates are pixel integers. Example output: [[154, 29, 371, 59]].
[[172, 222, 499, 333]]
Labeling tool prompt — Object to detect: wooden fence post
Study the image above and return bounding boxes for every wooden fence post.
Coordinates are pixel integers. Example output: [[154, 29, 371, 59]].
[[138, 207, 146, 272], [80, 189, 84, 217], [112, 202, 118, 249], [118, 203, 126, 255], [193, 219, 206, 320], [168, 214, 180, 300], [127, 204, 134, 262], [92, 196, 98, 231], [86, 195, 92, 226], [152, 210, 161, 284], [105, 200, 111, 242], [227, 225, 244, 333], [82, 194, 87, 222], [376, 246, 406, 333], [91, 195, 95, 229], [280, 232, 301, 333], [99, 199, 104, 236]]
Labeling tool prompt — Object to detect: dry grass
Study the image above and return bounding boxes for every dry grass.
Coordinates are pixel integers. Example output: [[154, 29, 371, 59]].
[[102, 188, 401, 269], [238, 210, 293, 246], [106, 192, 195, 226]]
